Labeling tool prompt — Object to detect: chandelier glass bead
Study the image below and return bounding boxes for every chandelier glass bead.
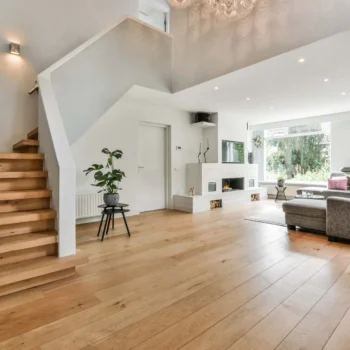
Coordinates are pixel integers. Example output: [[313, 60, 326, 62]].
[[169, 0, 193, 8], [208, 0, 257, 19]]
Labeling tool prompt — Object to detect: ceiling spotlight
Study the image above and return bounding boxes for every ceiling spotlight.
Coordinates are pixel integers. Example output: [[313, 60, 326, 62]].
[[341, 92, 347, 96], [270, 106, 274, 109], [324, 78, 329, 82], [214, 86, 219, 91], [9, 42, 20, 56], [246, 97, 250, 101], [298, 58, 305, 63]]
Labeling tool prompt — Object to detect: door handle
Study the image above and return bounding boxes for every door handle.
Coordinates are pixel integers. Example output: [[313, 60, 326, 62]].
[[138, 166, 145, 169]]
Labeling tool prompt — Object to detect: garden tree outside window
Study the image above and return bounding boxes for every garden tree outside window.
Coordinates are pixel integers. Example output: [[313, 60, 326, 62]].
[[264, 123, 330, 182]]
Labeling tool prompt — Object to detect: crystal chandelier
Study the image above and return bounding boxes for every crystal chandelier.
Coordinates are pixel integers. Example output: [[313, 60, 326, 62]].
[[208, 0, 257, 19], [169, 0, 258, 19], [169, 0, 193, 8]]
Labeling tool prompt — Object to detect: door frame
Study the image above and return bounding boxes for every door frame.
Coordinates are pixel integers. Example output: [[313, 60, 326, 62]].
[[139, 121, 171, 210]]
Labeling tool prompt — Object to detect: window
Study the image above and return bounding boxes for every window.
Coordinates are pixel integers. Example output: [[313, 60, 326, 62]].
[[264, 123, 330, 182]]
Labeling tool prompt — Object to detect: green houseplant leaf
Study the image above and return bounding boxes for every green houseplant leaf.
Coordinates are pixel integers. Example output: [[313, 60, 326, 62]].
[[83, 148, 126, 194]]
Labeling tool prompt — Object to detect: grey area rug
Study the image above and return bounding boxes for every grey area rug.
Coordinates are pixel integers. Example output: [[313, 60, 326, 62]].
[[245, 208, 286, 227]]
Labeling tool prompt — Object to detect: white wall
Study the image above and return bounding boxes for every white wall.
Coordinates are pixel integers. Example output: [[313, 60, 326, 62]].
[[139, 0, 167, 32], [217, 112, 248, 165], [50, 17, 172, 145], [0, 0, 138, 151], [202, 114, 219, 163], [72, 96, 203, 219], [139, 11, 165, 32], [217, 113, 249, 189], [331, 120, 350, 171], [138, 0, 171, 33]]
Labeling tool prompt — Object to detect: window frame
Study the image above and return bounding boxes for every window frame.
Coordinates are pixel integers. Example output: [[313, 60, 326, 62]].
[[263, 123, 331, 183]]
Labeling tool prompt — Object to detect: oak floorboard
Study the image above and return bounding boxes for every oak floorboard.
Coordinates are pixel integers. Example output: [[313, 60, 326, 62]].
[[276, 262, 350, 350], [83, 250, 301, 350], [323, 303, 350, 350], [1, 201, 350, 350], [226, 254, 350, 350], [129, 245, 333, 350], [177, 244, 344, 350], [44, 239, 329, 349]]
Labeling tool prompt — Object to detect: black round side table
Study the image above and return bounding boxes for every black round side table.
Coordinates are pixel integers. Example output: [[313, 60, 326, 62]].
[[97, 203, 131, 241]]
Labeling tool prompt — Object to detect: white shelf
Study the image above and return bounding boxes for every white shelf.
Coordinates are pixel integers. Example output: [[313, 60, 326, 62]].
[[192, 122, 216, 129]]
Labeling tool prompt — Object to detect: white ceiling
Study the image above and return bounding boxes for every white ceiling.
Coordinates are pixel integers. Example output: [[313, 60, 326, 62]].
[[126, 29, 350, 125]]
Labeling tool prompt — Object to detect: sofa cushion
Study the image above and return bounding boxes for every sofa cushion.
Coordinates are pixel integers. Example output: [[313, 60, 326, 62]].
[[328, 178, 348, 190], [282, 199, 326, 218]]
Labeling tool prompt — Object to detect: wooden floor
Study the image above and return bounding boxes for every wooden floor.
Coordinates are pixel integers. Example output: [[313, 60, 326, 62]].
[[1, 200, 350, 350]]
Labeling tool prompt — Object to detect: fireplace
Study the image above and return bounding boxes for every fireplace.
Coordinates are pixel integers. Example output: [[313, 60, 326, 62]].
[[222, 177, 244, 192]]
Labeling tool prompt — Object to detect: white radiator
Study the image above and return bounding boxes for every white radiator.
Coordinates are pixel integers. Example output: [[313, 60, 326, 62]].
[[76, 193, 104, 219]]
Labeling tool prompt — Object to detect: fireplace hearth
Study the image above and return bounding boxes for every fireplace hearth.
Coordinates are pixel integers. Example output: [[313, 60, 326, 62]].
[[222, 178, 244, 192]]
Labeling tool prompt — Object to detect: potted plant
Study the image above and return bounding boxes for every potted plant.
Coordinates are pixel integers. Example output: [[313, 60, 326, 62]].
[[84, 148, 126, 206], [252, 135, 263, 148], [277, 176, 286, 187]]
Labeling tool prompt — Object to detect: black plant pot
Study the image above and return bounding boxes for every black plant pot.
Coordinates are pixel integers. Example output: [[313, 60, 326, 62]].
[[248, 152, 254, 164]]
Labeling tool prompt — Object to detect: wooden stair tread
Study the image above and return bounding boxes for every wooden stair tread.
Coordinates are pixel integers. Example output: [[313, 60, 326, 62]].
[[27, 128, 39, 140], [0, 189, 52, 201], [0, 252, 87, 287], [0, 171, 48, 179], [0, 231, 57, 254], [0, 153, 44, 160], [0, 209, 56, 226], [13, 139, 39, 150]]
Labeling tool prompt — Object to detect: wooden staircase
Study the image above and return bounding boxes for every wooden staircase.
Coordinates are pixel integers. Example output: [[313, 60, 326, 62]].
[[0, 128, 86, 297]]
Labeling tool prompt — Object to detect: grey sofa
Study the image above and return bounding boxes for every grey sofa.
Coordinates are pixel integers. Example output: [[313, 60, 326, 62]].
[[327, 197, 350, 241], [283, 199, 326, 232], [283, 197, 350, 242], [283, 169, 350, 242]]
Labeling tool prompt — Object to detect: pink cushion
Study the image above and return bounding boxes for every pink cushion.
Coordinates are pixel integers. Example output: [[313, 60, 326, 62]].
[[328, 178, 348, 190]]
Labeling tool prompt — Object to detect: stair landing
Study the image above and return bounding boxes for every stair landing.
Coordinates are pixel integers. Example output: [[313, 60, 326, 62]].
[[0, 252, 87, 297]]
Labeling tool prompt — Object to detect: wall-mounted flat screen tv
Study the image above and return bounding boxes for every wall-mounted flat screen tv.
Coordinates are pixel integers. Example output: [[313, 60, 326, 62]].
[[222, 140, 245, 164]]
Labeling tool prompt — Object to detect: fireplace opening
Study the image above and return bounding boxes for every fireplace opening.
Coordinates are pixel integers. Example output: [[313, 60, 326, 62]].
[[222, 178, 244, 192]]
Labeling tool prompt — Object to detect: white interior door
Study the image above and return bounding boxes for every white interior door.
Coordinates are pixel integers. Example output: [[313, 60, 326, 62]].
[[138, 123, 166, 212]]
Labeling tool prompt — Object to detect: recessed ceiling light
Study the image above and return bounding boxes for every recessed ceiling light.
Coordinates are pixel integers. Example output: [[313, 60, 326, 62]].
[[298, 58, 305, 63], [341, 92, 347, 96], [246, 97, 250, 101], [214, 86, 219, 90], [270, 106, 274, 109], [324, 78, 329, 82]]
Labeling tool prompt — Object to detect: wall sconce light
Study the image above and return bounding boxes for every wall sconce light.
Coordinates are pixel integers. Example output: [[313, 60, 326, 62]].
[[9, 42, 20, 55]]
